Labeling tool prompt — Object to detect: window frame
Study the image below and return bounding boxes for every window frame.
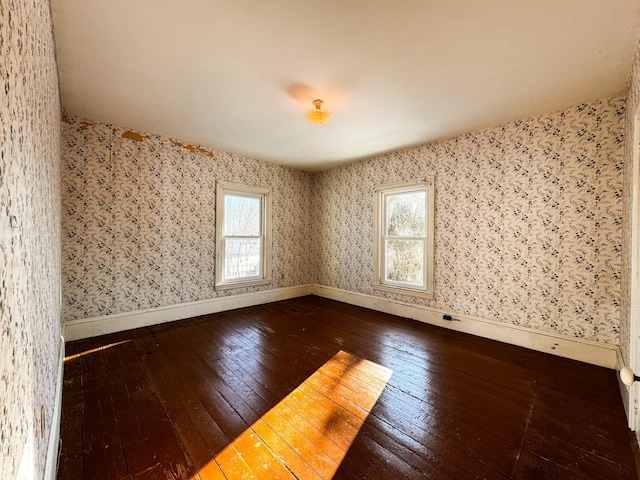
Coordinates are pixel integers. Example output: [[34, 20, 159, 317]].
[[215, 181, 272, 290], [373, 178, 435, 299]]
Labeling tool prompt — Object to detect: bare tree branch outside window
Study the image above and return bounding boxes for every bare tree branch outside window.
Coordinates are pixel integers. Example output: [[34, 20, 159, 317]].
[[224, 194, 261, 279], [385, 191, 425, 286]]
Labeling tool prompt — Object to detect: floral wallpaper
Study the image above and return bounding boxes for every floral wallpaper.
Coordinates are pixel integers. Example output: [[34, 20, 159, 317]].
[[621, 40, 640, 366], [61, 118, 313, 321], [63, 95, 626, 347], [312, 96, 625, 345], [0, 0, 62, 478]]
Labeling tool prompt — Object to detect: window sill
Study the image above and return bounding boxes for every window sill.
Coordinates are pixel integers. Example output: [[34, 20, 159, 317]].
[[215, 278, 272, 291], [373, 283, 434, 300]]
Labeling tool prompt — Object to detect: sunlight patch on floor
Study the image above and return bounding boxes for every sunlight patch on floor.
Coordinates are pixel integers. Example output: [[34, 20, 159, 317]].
[[199, 350, 392, 479], [64, 340, 131, 362]]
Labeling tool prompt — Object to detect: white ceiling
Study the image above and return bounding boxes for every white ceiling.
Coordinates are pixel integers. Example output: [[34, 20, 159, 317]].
[[51, 0, 640, 171]]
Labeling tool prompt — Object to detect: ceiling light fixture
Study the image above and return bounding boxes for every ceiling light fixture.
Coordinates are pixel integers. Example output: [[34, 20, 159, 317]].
[[306, 99, 331, 126]]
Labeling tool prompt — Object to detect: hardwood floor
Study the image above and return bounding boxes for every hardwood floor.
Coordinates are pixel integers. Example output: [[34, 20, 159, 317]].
[[58, 295, 639, 479]]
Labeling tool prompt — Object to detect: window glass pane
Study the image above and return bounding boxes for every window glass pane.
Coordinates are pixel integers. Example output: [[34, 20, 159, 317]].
[[224, 194, 261, 236], [385, 239, 424, 285], [225, 238, 261, 279], [386, 192, 425, 237]]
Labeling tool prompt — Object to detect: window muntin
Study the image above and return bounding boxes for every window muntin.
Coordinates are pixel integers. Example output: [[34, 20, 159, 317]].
[[374, 179, 434, 298], [216, 182, 272, 289]]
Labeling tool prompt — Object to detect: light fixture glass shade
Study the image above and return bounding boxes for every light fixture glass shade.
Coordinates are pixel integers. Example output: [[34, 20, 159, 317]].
[[306, 99, 331, 126]]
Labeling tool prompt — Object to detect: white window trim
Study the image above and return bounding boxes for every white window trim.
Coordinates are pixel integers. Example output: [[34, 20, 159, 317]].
[[373, 178, 434, 299], [215, 181, 272, 290]]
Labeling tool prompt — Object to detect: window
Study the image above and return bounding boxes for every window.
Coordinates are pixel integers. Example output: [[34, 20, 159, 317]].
[[215, 182, 272, 289], [373, 178, 434, 298]]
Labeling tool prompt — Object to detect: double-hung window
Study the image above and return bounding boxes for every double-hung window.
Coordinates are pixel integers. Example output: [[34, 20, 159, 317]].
[[215, 182, 272, 289], [373, 178, 434, 298]]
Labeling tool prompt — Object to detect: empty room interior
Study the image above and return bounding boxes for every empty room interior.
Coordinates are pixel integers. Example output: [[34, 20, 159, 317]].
[[6, 0, 640, 479]]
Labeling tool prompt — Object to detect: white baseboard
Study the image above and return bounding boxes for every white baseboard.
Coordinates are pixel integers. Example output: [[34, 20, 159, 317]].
[[44, 336, 64, 480], [64, 285, 314, 341], [64, 283, 619, 369], [312, 285, 619, 369]]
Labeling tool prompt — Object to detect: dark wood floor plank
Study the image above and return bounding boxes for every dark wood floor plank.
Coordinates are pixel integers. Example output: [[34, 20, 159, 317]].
[[113, 330, 199, 479], [513, 449, 586, 480], [129, 329, 227, 479], [59, 296, 639, 480], [139, 358, 219, 479], [58, 341, 84, 480], [197, 311, 323, 396], [371, 387, 519, 476], [131, 328, 231, 456], [358, 414, 502, 480], [162, 321, 274, 422], [164, 320, 273, 423], [79, 336, 129, 480], [527, 398, 636, 468]]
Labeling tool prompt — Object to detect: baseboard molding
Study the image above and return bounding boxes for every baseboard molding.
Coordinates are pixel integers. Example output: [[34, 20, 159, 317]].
[[64, 285, 314, 341], [44, 336, 64, 480], [64, 283, 619, 369], [312, 285, 619, 369]]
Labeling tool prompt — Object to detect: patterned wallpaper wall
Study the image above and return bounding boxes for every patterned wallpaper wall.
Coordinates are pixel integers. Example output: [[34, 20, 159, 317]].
[[312, 96, 625, 345], [61, 118, 313, 321], [64, 95, 626, 347], [620, 41, 640, 366], [1, 0, 62, 479]]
